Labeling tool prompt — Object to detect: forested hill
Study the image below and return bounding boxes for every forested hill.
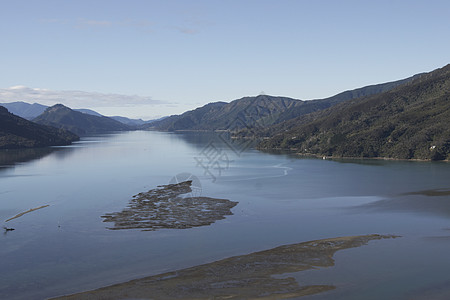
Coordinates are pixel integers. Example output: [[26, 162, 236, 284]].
[[148, 74, 420, 132], [33, 104, 130, 135], [258, 64, 450, 161], [0, 106, 79, 149]]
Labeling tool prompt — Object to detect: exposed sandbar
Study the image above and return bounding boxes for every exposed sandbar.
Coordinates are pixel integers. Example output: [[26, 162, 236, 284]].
[[52, 234, 397, 300], [101, 180, 238, 231]]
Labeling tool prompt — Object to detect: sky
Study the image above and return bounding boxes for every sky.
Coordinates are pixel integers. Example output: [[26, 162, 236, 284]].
[[0, 0, 449, 120]]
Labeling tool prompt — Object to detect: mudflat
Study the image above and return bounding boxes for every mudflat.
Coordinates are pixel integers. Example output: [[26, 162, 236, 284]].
[[101, 180, 238, 231], [52, 234, 397, 300]]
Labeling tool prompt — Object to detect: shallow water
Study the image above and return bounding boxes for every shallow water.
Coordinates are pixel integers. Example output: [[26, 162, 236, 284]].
[[1, 131, 449, 299]]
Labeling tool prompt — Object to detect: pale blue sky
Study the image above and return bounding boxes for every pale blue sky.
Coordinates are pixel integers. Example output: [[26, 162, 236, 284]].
[[1, 0, 449, 119]]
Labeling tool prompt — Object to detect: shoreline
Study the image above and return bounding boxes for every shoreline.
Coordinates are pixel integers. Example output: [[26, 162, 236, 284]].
[[262, 148, 450, 163], [296, 152, 450, 162], [147, 130, 450, 162]]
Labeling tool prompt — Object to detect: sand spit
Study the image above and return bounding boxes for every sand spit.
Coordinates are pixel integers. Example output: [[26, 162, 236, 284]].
[[5, 205, 49, 222], [52, 234, 397, 300], [101, 181, 238, 231]]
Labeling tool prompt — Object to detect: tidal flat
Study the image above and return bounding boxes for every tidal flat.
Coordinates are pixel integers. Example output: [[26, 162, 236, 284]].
[[52, 234, 397, 300], [101, 180, 238, 231]]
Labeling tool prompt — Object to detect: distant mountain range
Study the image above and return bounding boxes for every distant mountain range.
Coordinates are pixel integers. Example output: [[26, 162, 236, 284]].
[[0, 102, 48, 120], [110, 116, 148, 126], [145, 64, 449, 161], [146, 73, 422, 132], [0, 101, 151, 127], [2, 64, 448, 159], [33, 104, 131, 135], [73, 108, 104, 117], [0, 101, 163, 149], [0, 106, 79, 149], [257, 64, 450, 161]]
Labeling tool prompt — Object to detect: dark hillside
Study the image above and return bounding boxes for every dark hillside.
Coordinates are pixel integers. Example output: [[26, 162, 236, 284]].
[[0, 106, 79, 149], [259, 64, 450, 161]]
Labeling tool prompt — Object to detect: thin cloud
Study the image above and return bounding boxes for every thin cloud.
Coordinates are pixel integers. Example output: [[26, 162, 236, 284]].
[[173, 7, 213, 35], [39, 18, 153, 32], [39, 18, 67, 24], [120, 19, 155, 33], [38, 17, 207, 35], [176, 27, 198, 34], [79, 19, 113, 27], [0, 86, 167, 109]]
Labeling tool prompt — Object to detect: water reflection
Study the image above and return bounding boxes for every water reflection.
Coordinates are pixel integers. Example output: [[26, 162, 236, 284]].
[[0, 148, 60, 171], [353, 188, 450, 218], [0, 134, 128, 171], [172, 131, 258, 154]]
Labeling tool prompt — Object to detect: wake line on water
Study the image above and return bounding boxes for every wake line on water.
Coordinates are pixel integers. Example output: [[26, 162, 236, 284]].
[[220, 163, 293, 182], [272, 163, 293, 176]]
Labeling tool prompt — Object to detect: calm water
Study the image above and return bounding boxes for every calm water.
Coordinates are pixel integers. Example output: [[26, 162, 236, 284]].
[[1, 131, 450, 300]]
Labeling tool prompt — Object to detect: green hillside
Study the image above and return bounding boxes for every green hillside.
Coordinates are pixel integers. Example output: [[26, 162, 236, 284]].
[[148, 74, 421, 132], [259, 64, 450, 161]]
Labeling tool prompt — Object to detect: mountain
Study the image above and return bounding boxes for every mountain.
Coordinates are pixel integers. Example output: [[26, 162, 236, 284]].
[[0, 101, 154, 128], [0, 106, 79, 149], [147, 101, 227, 131], [149, 96, 324, 132], [0, 102, 48, 120], [273, 73, 423, 124], [74, 108, 103, 117], [147, 74, 422, 132], [33, 104, 130, 135], [148, 96, 315, 131], [111, 116, 148, 126], [0, 101, 107, 119], [258, 64, 450, 161]]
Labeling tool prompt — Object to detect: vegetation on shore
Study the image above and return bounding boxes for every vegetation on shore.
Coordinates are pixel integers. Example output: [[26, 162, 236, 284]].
[[145, 65, 449, 161], [256, 64, 450, 161]]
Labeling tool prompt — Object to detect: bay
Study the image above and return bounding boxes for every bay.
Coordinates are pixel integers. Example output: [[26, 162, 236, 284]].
[[1, 131, 449, 299]]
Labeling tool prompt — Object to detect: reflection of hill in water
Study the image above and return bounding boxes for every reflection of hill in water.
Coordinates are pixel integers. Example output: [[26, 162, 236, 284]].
[[171, 132, 225, 149], [353, 188, 450, 218], [172, 131, 258, 153], [0, 147, 73, 171]]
